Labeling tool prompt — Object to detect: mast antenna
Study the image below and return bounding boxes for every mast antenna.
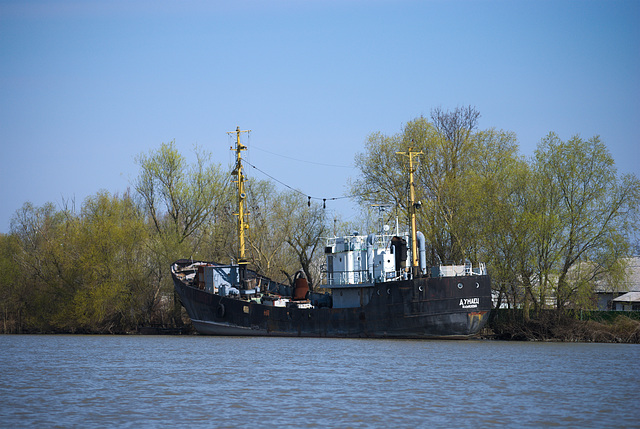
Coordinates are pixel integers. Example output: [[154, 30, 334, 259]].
[[228, 126, 251, 267], [396, 147, 423, 276]]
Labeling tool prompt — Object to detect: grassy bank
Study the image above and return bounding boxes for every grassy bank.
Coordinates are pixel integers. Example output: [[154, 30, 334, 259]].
[[485, 309, 640, 343]]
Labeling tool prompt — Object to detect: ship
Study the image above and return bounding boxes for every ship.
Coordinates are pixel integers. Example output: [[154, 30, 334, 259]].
[[171, 127, 492, 338]]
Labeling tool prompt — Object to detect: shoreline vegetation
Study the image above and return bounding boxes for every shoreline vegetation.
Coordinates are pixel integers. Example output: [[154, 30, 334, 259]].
[[483, 309, 640, 344], [4, 310, 640, 344]]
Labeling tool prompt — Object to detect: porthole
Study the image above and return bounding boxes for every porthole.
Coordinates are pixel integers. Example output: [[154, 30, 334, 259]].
[[419, 286, 423, 292], [475, 282, 480, 288], [377, 290, 380, 296], [387, 289, 391, 295], [457, 283, 463, 289]]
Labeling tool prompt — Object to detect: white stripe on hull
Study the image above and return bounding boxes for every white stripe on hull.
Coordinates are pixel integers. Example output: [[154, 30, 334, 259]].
[[191, 319, 270, 336]]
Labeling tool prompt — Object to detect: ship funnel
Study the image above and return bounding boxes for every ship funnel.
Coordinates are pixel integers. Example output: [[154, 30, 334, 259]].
[[292, 270, 309, 300]]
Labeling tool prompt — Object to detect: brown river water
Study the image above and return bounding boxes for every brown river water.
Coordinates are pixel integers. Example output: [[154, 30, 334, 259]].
[[1, 335, 638, 428]]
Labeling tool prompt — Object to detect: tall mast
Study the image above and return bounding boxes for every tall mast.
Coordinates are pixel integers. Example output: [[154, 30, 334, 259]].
[[396, 147, 423, 274], [228, 126, 251, 266]]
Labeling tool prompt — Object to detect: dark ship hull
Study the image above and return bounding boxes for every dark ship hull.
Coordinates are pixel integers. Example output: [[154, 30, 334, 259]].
[[172, 260, 491, 339]]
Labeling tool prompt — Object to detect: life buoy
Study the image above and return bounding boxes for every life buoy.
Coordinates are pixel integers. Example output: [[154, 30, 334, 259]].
[[216, 303, 225, 318]]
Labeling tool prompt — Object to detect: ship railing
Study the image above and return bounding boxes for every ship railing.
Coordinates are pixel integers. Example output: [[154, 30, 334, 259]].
[[327, 269, 370, 285], [433, 262, 487, 277], [325, 268, 405, 285]]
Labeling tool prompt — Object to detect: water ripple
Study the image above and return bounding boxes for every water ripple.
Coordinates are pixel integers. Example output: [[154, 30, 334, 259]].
[[0, 336, 639, 428]]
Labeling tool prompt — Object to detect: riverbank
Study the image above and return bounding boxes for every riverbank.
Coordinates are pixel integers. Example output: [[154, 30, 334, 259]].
[[6, 310, 640, 343], [484, 309, 640, 343]]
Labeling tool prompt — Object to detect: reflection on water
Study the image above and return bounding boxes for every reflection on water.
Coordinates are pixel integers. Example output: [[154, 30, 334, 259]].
[[1, 335, 639, 427]]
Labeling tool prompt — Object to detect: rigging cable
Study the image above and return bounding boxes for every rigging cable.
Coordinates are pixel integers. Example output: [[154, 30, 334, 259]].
[[242, 159, 380, 208], [251, 145, 353, 168]]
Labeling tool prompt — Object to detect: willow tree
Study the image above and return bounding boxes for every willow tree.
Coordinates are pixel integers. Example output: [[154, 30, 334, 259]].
[[7, 193, 160, 333], [461, 128, 533, 310], [9, 202, 79, 331], [352, 106, 514, 266], [135, 141, 231, 255], [72, 191, 151, 331], [134, 141, 231, 323], [0, 233, 22, 333], [534, 133, 640, 310]]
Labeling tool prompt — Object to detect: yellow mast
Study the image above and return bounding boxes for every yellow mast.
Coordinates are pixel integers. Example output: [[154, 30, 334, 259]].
[[228, 126, 251, 266], [396, 147, 423, 273]]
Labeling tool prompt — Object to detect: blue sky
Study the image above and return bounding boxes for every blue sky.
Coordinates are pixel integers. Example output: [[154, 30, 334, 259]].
[[1, 0, 639, 233]]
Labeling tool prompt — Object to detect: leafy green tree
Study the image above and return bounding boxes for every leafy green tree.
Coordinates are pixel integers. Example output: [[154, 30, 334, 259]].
[[352, 130, 406, 208], [135, 141, 231, 252], [463, 129, 532, 311], [134, 141, 231, 323], [72, 191, 151, 332], [0, 233, 22, 333], [412, 107, 480, 262], [8, 193, 160, 333], [534, 133, 640, 309], [9, 202, 80, 331], [275, 192, 327, 287], [352, 107, 507, 266]]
